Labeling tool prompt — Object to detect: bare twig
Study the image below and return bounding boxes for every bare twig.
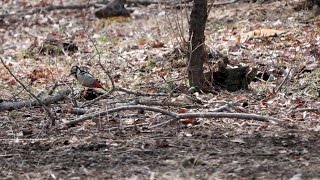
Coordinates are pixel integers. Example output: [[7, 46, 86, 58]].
[[61, 106, 87, 115], [208, 104, 231, 112], [149, 118, 176, 129], [88, 37, 116, 89], [80, 89, 114, 107], [0, 56, 57, 126], [291, 108, 320, 113], [84, 35, 180, 107], [64, 105, 282, 126], [149, 103, 229, 128], [274, 68, 292, 93], [131, 99, 202, 108], [73, 96, 202, 114], [76, 36, 117, 108], [107, 122, 150, 131], [81, 35, 113, 126], [48, 82, 58, 95], [207, 0, 216, 14], [65, 105, 176, 126], [165, 6, 187, 51], [79, 84, 179, 107], [116, 87, 178, 97], [80, 85, 179, 107]]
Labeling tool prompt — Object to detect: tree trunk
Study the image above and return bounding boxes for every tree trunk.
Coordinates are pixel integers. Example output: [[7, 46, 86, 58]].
[[188, 0, 208, 90], [306, 0, 320, 8]]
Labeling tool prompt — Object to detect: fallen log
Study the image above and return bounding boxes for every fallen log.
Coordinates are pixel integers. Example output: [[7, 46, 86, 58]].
[[0, 89, 71, 112]]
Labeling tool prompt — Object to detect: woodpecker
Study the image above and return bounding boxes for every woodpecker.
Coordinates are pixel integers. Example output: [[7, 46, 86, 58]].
[[70, 66, 107, 91]]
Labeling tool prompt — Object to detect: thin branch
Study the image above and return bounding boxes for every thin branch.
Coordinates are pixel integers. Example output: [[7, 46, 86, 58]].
[[77, 73, 182, 107], [131, 99, 202, 108], [77, 36, 117, 108], [80, 89, 114, 107], [149, 103, 230, 128], [149, 118, 177, 129], [178, 112, 279, 123], [80, 84, 179, 107], [116, 87, 178, 97], [65, 105, 177, 126], [88, 36, 116, 89], [274, 68, 292, 94], [0, 56, 57, 126], [80, 86, 178, 107], [107, 122, 150, 131], [71, 97, 204, 114], [64, 105, 282, 126], [208, 104, 231, 112], [291, 108, 320, 113], [47, 82, 58, 95], [61, 106, 87, 115]]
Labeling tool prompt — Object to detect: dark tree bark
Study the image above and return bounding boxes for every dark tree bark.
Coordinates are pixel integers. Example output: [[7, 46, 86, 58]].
[[188, 0, 208, 90], [306, 0, 320, 8]]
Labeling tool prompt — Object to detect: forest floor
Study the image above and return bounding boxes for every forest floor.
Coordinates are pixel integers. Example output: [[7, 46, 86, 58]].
[[0, 0, 320, 179]]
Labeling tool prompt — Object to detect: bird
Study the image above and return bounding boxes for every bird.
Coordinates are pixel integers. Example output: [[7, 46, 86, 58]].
[[70, 65, 107, 91]]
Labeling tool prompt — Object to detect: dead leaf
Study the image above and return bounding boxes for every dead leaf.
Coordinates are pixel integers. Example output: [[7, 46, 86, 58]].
[[177, 108, 188, 113], [149, 39, 165, 48], [241, 29, 288, 42], [6, 78, 16, 85], [69, 136, 80, 144], [156, 69, 167, 79], [180, 118, 198, 125], [172, 94, 193, 104], [28, 67, 53, 83], [230, 138, 246, 144], [137, 38, 147, 46]]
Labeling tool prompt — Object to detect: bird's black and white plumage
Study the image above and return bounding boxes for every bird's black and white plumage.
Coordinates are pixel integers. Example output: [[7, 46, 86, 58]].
[[70, 66, 106, 91]]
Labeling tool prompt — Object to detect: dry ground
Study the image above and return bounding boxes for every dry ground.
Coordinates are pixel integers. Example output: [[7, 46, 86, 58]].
[[0, 0, 320, 179]]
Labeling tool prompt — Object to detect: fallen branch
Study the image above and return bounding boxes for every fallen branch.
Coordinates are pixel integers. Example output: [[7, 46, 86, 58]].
[[80, 86, 179, 107], [64, 105, 282, 126], [0, 56, 61, 126], [0, 89, 71, 112], [208, 104, 231, 112], [149, 103, 230, 128], [61, 106, 87, 115], [107, 122, 150, 131], [291, 108, 320, 113], [82, 35, 180, 107], [131, 99, 202, 108], [66, 98, 222, 115], [116, 87, 179, 97]]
